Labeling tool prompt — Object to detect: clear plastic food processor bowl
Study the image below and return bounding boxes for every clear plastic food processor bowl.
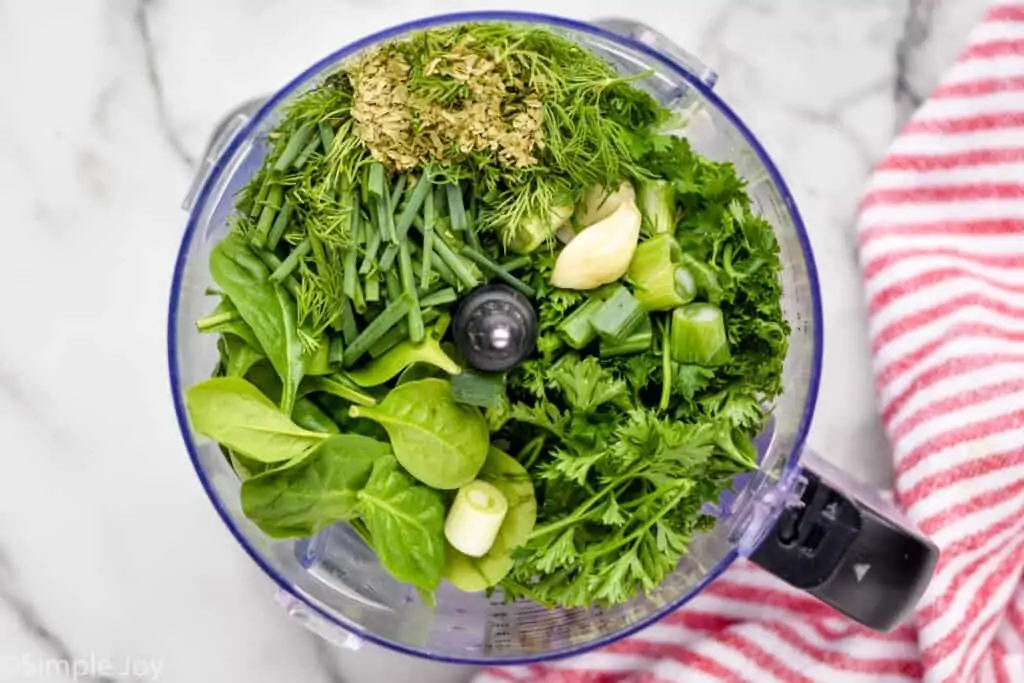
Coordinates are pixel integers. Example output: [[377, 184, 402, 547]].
[[169, 11, 938, 665]]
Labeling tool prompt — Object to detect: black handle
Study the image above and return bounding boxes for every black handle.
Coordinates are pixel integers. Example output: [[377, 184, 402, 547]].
[[749, 453, 938, 631]]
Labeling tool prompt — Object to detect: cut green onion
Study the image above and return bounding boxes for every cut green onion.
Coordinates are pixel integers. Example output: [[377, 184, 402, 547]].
[[670, 303, 730, 365], [557, 297, 604, 349], [628, 234, 696, 310], [599, 318, 653, 357], [444, 480, 509, 557], [419, 287, 457, 309], [266, 197, 294, 250], [459, 247, 536, 298], [269, 238, 310, 283], [343, 292, 413, 367], [590, 286, 648, 344], [678, 253, 723, 304], [451, 370, 506, 409], [252, 184, 283, 247], [638, 179, 676, 234]]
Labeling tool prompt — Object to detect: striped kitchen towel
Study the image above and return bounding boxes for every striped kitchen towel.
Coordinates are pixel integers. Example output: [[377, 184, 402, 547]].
[[473, 2, 1024, 682]]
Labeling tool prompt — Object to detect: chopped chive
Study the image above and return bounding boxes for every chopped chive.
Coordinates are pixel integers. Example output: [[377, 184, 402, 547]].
[[385, 269, 402, 301], [329, 336, 345, 366], [343, 292, 413, 367], [368, 162, 386, 198], [340, 298, 358, 345], [368, 309, 440, 358], [270, 238, 310, 283], [500, 256, 531, 272], [365, 271, 380, 303], [266, 198, 294, 250], [396, 171, 434, 241], [433, 185, 448, 218], [308, 231, 327, 268], [254, 249, 301, 300], [427, 245, 457, 287], [447, 183, 468, 233], [203, 287, 222, 297], [397, 240, 424, 343], [389, 175, 407, 212], [252, 184, 283, 247], [380, 191, 397, 243], [419, 287, 457, 308], [379, 243, 399, 271], [459, 247, 536, 298], [351, 271, 367, 314], [343, 248, 359, 300], [318, 122, 335, 154], [294, 134, 321, 169], [360, 212, 382, 275], [420, 188, 436, 289], [274, 122, 314, 172], [411, 216, 479, 290], [196, 310, 236, 331]]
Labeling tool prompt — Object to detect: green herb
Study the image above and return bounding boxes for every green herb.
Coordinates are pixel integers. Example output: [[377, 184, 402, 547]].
[[186, 378, 328, 464], [241, 434, 390, 538], [345, 336, 460, 387], [342, 292, 413, 367], [209, 235, 305, 414], [459, 247, 536, 298], [357, 455, 446, 593], [349, 379, 488, 490]]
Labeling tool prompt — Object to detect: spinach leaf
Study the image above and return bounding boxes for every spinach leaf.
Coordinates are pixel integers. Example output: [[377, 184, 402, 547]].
[[186, 377, 329, 463], [443, 448, 536, 591], [301, 374, 377, 407], [358, 455, 446, 593], [210, 234, 305, 414], [345, 337, 461, 387], [221, 335, 263, 379], [242, 434, 391, 538], [349, 378, 488, 489]]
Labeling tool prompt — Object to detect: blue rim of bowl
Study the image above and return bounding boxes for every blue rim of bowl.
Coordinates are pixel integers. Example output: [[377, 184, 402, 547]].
[[167, 9, 823, 666]]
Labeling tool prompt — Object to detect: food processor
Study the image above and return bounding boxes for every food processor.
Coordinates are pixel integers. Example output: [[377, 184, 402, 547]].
[[169, 11, 939, 664]]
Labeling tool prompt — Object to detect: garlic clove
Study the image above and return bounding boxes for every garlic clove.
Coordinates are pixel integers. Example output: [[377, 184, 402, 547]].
[[550, 201, 642, 290]]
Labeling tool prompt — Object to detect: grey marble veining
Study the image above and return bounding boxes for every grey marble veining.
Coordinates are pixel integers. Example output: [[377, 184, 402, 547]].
[[0, 1, 988, 682]]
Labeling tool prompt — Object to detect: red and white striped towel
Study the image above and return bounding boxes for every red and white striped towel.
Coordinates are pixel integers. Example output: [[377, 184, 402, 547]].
[[473, 3, 1024, 681]]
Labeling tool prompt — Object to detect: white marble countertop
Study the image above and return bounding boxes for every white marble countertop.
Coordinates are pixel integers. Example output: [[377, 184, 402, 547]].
[[0, 0, 991, 681]]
